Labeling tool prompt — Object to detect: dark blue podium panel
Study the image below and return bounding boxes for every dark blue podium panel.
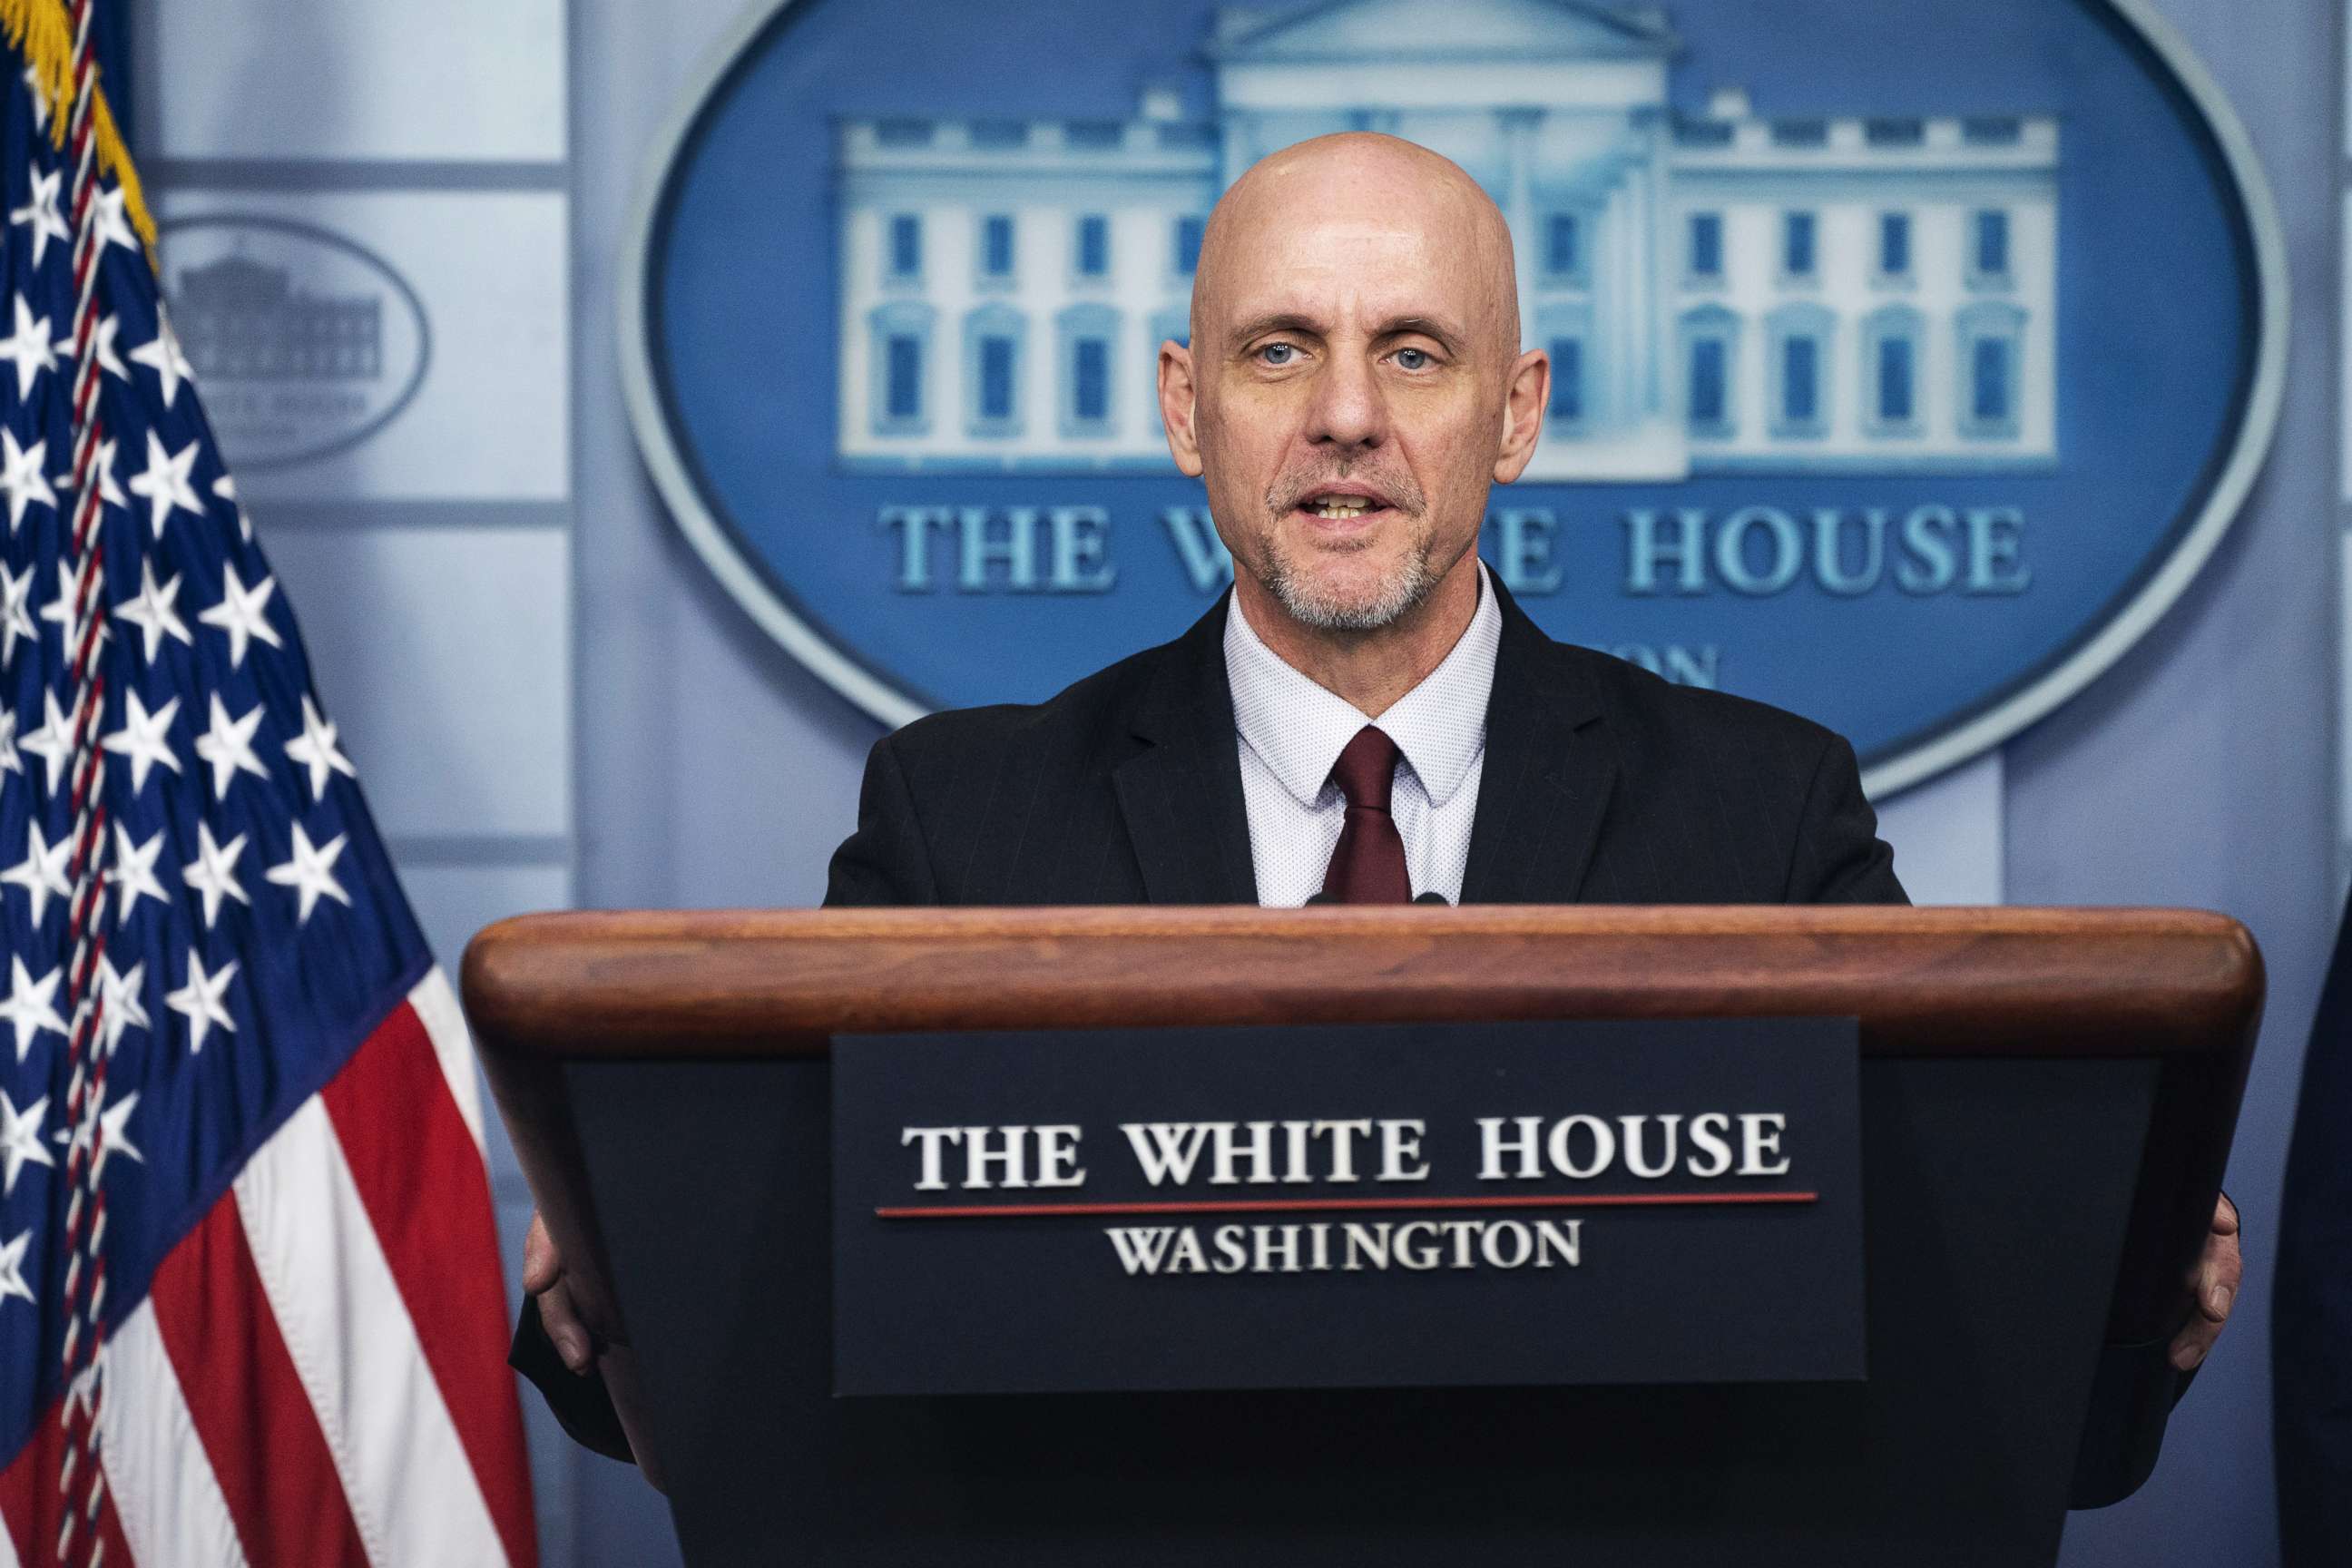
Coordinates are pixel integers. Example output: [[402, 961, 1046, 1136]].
[[572, 1051, 2156, 1566], [832, 1019, 1862, 1395]]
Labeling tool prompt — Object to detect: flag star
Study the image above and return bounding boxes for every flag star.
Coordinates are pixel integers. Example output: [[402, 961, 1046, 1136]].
[[267, 822, 350, 926], [105, 823, 171, 923], [92, 184, 139, 256], [91, 312, 128, 382], [101, 688, 181, 794], [115, 557, 191, 663], [18, 687, 72, 792], [167, 950, 237, 1054], [127, 428, 204, 538], [284, 694, 357, 800], [2, 817, 71, 926], [22, 65, 47, 133], [56, 1086, 142, 1182], [200, 564, 280, 668], [7, 165, 66, 270], [0, 293, 57, 399], [0, 701, 18, 778], [99, 1087, 144, 1175], [194, 693, 270, 800], [129, 310, 194, 409], [215, 475, 250, 540], [0, 427, 53, 532], [64, 1085, 142, 1181], [0, 956, 67, 1063], [94, 954, 149, 1054], [0, 561, 30, 668], [39, 561, 103, 660], [0, 1229, 31, 1311], [62, 433, 129, 518], [182, 821, 250, 929], [0, 1089, 51, 1196]]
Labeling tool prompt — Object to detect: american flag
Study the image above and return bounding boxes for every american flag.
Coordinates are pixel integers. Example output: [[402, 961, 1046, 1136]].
[[0, 6, 536, 1566]]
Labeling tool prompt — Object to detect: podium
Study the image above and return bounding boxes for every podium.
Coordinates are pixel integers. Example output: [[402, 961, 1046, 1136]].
[[466, 906, 2260, 1566]]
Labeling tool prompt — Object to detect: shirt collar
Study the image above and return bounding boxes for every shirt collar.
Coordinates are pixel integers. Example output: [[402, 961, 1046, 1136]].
[[1223, 562, 1502, 809]]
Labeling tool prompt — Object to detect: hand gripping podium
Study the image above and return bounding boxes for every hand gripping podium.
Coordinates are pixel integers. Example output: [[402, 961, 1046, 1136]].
[[466, 906, 2259, 1567]]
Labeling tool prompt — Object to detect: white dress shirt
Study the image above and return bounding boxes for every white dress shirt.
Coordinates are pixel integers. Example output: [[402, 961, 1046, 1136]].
[[1224, 564, 1504, 906]]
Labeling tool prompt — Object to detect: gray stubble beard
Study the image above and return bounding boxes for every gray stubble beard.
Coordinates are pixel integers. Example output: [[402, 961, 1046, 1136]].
[[1254, 525, 1441, 632]]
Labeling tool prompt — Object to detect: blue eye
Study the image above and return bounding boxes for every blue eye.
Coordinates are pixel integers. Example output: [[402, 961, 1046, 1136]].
[[1259, 343, 1296, 366], [1396, 348, 1430, 370]]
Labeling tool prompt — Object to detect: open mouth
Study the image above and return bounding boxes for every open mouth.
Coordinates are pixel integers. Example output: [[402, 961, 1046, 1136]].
[[1293, 491, 1393, 524]]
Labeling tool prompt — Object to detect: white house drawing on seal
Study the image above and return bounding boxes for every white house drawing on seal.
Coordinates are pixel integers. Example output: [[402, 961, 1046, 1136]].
[[832, 0, 2058, 479]]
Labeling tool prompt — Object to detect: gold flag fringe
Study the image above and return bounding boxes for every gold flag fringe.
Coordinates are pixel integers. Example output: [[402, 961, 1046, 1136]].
[[0, 0, 158, 252]]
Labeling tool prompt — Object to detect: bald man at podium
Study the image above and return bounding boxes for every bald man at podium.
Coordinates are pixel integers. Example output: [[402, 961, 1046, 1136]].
[[514, 132, 2238, 1463]]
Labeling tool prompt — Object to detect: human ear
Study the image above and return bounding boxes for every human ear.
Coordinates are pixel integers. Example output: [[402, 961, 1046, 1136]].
[[1159, 340, 1205, 478], [1492, 347, 1549, 485]]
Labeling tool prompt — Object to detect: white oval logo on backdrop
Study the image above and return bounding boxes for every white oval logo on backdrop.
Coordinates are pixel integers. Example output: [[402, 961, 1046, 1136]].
[[155, 214, 431, 472]]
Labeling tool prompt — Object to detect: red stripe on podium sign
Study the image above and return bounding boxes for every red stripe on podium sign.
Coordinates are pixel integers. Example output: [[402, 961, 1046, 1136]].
[[877, 1191, 1820, 1220]]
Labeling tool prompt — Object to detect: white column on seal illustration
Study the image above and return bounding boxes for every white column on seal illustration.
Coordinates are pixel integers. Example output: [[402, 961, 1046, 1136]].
[[1500, 107, 1539, 366], [1638, 127, 1669, 417], [1606, 179, 1634, 427], [1620, 168, 1644, 422], [1624, 152, 1653, 419], [1220, 115, 1252, 192]]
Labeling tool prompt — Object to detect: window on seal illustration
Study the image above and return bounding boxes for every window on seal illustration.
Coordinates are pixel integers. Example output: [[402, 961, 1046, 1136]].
[[1971, 209, 2012, 287], [1075, 214, 1111, 279], [1767, 302, 1834, 439], [1862, 304, 1924, 436], [1781, 211, 1817, 282], [1535, 302, 1591, 431], [1174, 215, 1206, 277], [1687, 211, 1723, 283], [1546, 337, 1586, 428], [1877, 212, 1912, 282], [963, 304, 1024, 437], [1544, 212, 1586, 285], [1678, 304, 1739, 440], [887, 213, 922, 282], [867, 300, 934, 436], [1956, 299, 2025, 440], [979, 214, 1016, 284], [1058, 303, 1120, 437]]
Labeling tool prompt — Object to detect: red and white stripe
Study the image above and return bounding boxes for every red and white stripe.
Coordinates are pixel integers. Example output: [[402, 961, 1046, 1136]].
[[0, 969, 537, 1568]]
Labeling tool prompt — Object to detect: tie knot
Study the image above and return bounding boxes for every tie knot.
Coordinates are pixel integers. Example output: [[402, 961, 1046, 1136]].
[[1329, 725, 1400, 814]]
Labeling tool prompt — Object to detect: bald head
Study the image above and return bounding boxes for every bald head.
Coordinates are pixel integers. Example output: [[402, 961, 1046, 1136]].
[[1154, 131, 1551, 671], [1193, 133, 1521, 369]]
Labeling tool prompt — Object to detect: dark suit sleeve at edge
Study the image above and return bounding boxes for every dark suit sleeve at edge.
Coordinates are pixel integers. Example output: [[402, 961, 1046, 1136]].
[[825, 731, 939, 906], [1782, 730, 1909, 906], [508, 735, 933, 1462], [511, 1295, 635, 1463]]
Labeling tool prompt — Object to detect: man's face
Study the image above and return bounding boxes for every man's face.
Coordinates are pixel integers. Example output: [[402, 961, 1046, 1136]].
[[1161, 147, 1534, 632]]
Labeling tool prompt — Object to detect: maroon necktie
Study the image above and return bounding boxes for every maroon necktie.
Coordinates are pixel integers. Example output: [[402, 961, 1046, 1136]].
[[1317, 726, 1413, 904]]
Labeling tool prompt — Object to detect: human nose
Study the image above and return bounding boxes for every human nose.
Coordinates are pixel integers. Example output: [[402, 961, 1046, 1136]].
[[1303, 345, 1387, 454]]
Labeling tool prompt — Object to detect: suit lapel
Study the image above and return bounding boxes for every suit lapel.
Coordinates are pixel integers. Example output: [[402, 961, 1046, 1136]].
[[1110, 597, 1259, 906], [1460, 585, 1618, 904]]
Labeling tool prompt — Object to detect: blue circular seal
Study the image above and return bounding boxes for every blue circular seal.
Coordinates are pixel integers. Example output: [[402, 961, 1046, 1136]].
[[622, 0, 2283, 795]]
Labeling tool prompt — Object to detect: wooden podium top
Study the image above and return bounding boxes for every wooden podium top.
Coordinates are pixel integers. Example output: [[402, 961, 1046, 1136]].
[[461, 905, 2261, 1061]]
